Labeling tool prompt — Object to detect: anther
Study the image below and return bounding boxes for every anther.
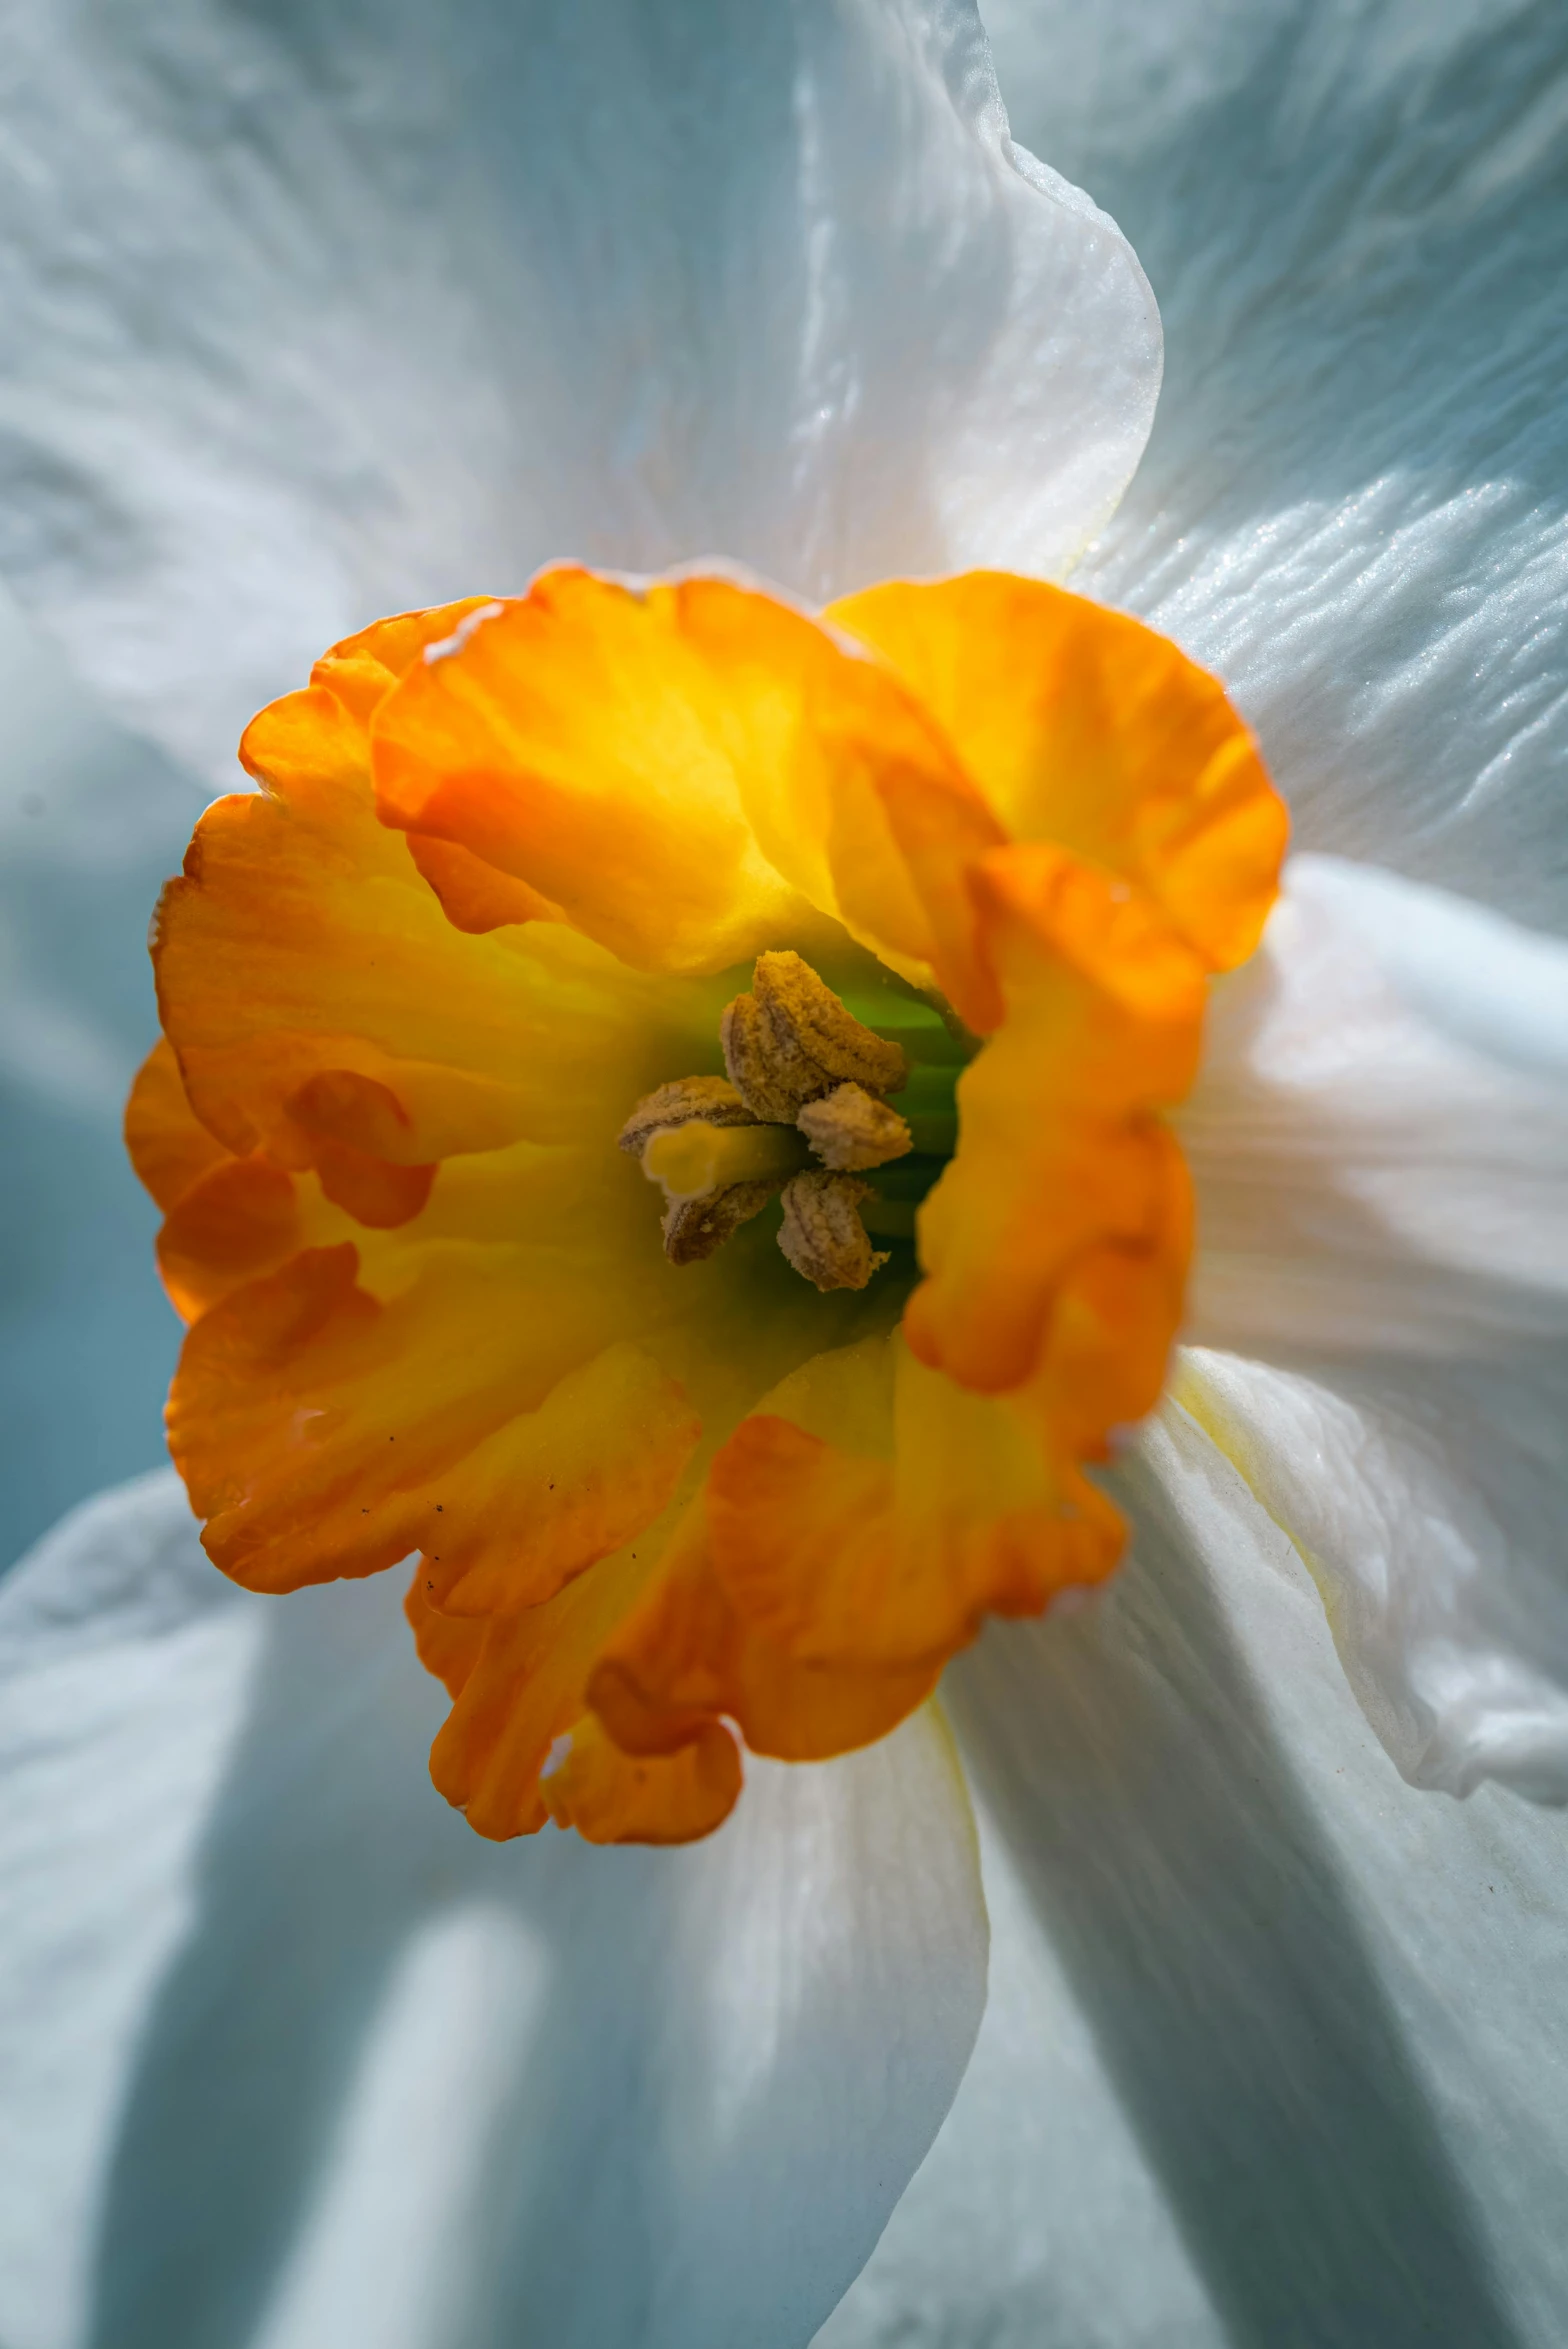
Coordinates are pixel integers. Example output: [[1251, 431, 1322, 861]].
[[721, 950, 910, 1120], [778, 1171, 890, 1292], [662, 1181, 779, 1266], [795, 1082, 913, 1172]]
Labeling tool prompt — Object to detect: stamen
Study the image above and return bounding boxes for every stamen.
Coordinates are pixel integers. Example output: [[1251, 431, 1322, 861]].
[[718, 991, 810, 1122], [778, 1171, 890, 1292], [721, 950, 910, 1119], [662, 1180, 780, 1266], [795, 1082, 913, 1172], [622, 955, 930, 1281]]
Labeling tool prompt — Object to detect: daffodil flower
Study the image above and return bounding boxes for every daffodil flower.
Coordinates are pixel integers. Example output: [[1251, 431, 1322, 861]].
[[3, 6, 1568, 2349], [120, 556, 1285, 1848]]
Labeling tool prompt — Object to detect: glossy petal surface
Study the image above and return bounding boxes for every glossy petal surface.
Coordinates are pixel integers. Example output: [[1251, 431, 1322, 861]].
[[0, 0, 1158, 782], [991, 0, 1568, 930]]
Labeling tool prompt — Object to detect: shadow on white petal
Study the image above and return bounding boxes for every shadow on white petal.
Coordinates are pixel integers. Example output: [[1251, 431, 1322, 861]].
[[930, 1418, 1528, 2349], [0, 594, 203, 1567], [0, 1475, 984, 2349], [249, 1906, 551, 2349]]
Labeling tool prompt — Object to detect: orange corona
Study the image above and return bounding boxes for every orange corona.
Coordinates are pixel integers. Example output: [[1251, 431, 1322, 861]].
[[128, 567, 1287, 1844]]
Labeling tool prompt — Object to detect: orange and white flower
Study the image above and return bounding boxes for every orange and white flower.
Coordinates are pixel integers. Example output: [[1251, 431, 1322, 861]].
[[128, 562, 1285, 1845], [3, 5, 1568, 2347]]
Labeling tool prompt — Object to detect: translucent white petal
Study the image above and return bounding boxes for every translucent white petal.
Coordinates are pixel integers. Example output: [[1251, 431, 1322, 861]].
[[0, 1472, 986, 2349], [1180, 1346, 1568, 1805], [1181, 853, 1568, 1361], [990, 0, 1568, 929], [0, 0, 1157, 781], [822, 1405, 1568, 2347], [1171, 854, 1568, 1801]]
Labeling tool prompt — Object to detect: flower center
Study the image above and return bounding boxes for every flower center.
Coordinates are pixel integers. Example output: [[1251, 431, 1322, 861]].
[[618, 949, 958, 1292]]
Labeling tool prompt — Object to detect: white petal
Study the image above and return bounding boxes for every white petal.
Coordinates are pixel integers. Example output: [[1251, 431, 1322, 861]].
[[1180, 1345, 1568, 1805], [1181, 853, 1568, 1361], [0, 1472, 986, 2349], [990, 0, 1568, 928], [0, 0, 1157, 780], [1173, 854, 1568, 1801], [821, 1405, 1568, 2347], [0, 594, 203, 1563], [816, 1798, 1225, 2348]]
